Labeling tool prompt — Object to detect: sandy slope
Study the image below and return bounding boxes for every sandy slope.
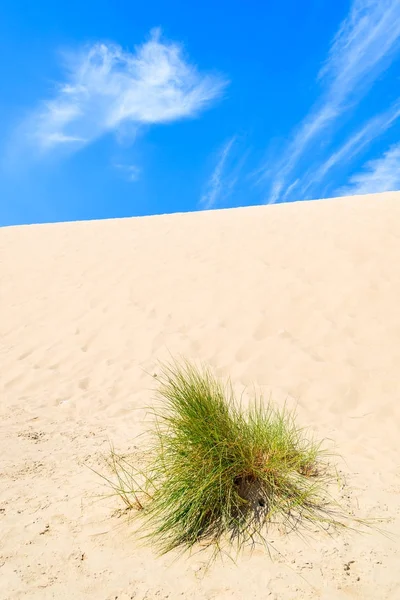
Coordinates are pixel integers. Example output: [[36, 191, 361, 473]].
[[1, 191, 400, 599]]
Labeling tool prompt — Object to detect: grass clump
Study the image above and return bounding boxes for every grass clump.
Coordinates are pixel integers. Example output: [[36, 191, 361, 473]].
[[102, 359, 346, 558]]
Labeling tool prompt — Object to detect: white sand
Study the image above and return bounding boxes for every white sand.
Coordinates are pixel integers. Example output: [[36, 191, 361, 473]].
[[1, 191, 400, 599]]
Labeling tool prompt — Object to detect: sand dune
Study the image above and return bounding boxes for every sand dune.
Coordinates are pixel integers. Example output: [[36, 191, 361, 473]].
[[1, 191, 400, 599]]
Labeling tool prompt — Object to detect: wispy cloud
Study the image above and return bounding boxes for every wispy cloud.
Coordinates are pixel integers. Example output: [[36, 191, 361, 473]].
[[338, 143, 400, 195], [200, 136, 236, 209], [114, 163, 141, 181], [296, 99, 400, 199], [263, 0, 400, 203], [23, 28, 227, 154], [200, 136, 246, 209]]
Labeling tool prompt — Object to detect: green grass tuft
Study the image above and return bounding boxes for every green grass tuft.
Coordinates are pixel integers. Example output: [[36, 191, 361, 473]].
[[100, 359, 352, 559]]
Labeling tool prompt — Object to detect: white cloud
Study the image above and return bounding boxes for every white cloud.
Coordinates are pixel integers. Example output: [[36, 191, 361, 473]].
[[26, 29, 227, 153], [200, 136, 238, 209], [318, 0, 400, 93], [114, 163, 141, 181], [44, 132, 87, 145], [338, 143, 400, 195], [297, 99, 400, 198], [264, 0, 400, 203], [281, 178, 300, 202]]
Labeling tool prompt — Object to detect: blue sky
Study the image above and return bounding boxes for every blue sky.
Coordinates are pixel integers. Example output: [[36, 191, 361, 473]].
[[0, 0, 399, 226]]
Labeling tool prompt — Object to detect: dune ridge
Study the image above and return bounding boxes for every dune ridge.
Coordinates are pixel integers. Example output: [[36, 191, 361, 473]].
[[1, 191, 400, 599]]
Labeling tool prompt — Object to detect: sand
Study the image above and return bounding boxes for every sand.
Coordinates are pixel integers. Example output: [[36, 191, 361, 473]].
[[1, 191, 400, 599]]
